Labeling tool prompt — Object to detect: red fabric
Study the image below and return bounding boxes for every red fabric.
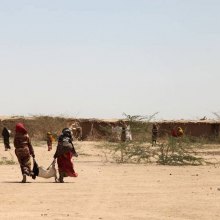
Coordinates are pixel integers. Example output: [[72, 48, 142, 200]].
[[15, 123, 27, 134], [57, 152, 78, 177], [171, 129, 178, 137]]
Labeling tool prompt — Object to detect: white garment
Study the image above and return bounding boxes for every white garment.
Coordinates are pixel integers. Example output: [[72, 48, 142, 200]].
[[125, 125, 132, 141]]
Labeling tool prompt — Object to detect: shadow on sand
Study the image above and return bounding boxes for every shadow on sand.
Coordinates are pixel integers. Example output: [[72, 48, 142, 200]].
[[1, 181, 74, 184]]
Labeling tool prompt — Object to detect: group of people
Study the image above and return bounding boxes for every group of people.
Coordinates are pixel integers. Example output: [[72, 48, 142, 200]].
[[46, 122, 83, 151], [2, 121, 184, 182], [111, 121, 133, 142], [151, 124, 184, 146], [2, 123, 78, 183]]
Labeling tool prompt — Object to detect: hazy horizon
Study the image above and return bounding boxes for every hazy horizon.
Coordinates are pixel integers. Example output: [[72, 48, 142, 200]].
[[1, 1, 220, 120]]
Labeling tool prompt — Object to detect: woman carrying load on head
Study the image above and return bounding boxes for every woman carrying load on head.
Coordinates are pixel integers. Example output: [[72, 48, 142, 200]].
[[14, 123, 35, 183], [53, 128, 78, 183]]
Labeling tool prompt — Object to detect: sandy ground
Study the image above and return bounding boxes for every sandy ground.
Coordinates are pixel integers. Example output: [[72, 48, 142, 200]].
[[0, 141, 220, 220]]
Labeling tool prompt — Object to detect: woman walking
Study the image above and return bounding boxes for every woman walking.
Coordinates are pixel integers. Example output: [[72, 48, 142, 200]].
[[14, 123, 35, 183], [54, 128, 78, 183], [46, 131, 53, 151], [2, 127, 11, 151], [152, 123, 159, 146]]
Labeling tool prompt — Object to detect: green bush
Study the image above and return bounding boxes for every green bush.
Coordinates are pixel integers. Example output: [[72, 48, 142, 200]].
[[157, 136, 205, 165]]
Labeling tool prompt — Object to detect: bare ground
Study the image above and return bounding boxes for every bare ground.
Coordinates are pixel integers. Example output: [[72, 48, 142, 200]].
[[0, 141, 220, 220]]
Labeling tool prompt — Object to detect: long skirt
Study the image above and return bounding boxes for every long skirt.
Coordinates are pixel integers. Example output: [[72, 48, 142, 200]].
[[47, 140, 52, 151], [57, 152, 78, 177], [15, 147, 32, 175], [3, 138, 11, 150]]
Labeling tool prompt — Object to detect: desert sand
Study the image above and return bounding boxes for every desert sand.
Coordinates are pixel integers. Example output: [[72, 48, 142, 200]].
[[0, 141, 220, 220]]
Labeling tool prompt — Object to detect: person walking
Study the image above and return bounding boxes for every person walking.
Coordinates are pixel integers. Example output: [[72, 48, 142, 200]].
[[14, 123, 35, 183], [152, 123, 159, 146], [46, 132, 53, 151], [2, 127, 11, 151], [54, 128, 78, 183]]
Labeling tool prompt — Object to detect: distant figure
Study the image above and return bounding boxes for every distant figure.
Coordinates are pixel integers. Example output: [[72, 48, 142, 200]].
[[2, 127, 11, 151], [120, 122, 132, 142], [152, 123, 159, 146], [70, 122, 83, 141], [177, 127, 184, 137], [171, 127, 184, 137], [46, 132, 54, 151], [125, 125, 132, 141], [54, 128, 78, 183], [14, 123, 35, 183], [121, 126, 126, 142]]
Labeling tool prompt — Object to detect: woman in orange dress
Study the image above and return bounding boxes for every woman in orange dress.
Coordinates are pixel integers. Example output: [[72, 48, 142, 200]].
[[46, 132, 53, 151]]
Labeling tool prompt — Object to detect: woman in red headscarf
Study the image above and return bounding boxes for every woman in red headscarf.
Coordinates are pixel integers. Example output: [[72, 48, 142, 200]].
[[14, 123, 35, 183]]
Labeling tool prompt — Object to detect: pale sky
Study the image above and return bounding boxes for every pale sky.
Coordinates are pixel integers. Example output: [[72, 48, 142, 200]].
[[0, 0, 220, 120]]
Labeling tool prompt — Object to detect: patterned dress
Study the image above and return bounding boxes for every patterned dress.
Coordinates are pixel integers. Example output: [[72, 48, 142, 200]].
[[14, 132, 34, 175]]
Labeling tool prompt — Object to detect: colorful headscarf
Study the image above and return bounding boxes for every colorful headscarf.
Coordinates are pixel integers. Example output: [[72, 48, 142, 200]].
[[15, 123, 27, 134]]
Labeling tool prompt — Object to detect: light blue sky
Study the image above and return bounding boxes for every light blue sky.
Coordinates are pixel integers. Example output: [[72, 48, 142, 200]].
[[0, 0, 220, 119]]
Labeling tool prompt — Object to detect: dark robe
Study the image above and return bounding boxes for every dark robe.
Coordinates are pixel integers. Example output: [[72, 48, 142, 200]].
[[54, 136, 78, 177]]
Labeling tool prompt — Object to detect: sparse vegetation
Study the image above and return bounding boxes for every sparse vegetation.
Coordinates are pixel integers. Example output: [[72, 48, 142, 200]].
[[157, 136, 205, 165], [122, 112, 159, 142], [0, 114, 219, 166], [103, 113, 217, 165], [106, 113, 158, 163], [0, 158, 16, 165], [0, 152, 16, 165], [108, 142, 157, 163]]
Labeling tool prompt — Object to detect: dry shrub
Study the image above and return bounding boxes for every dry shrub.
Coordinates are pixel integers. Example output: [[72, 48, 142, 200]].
[[0, 116, 68, 140], [104, 113, 211, 165], [108, 142, 157, 163], [26, 116, 67, 140], [106, 113, 158, 163], [157, 136, 205, 166], [0, 152, 16, 165], [122, 112, 159, 142]]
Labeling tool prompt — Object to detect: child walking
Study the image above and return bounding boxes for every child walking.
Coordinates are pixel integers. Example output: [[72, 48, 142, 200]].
[[47, 132, 54, 151]]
